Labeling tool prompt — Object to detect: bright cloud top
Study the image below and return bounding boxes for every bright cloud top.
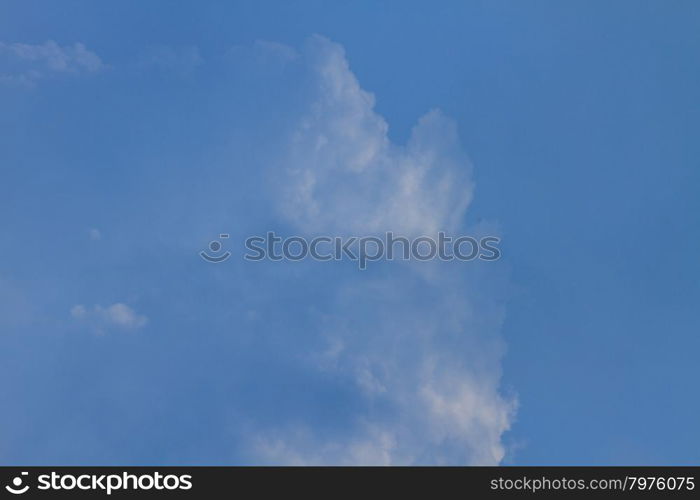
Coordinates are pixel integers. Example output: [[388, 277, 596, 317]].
[[278, 36, 474, 238]]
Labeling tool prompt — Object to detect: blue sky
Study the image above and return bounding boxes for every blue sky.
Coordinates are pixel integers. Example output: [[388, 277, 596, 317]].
[[1, 1, 699, 465]]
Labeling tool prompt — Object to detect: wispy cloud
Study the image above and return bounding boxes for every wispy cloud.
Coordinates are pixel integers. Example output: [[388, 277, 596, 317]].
[[88, 228, 102, 241], [0, 40, 104, 86], [71, 303, 147, 334]]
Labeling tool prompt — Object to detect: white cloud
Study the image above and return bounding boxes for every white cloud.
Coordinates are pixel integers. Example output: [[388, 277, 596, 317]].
[[0, 40, 104, 86], [71, 303, 147, 333], [249, 36, 515, 465], [276, 36, 473, 238]]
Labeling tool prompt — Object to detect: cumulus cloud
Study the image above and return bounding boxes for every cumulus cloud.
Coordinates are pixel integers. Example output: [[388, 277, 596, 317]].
[[0, 40, 104, 86], [276, 37, 473, 238], [249, 36, 515, 465], [71, 303, 147, 333]]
